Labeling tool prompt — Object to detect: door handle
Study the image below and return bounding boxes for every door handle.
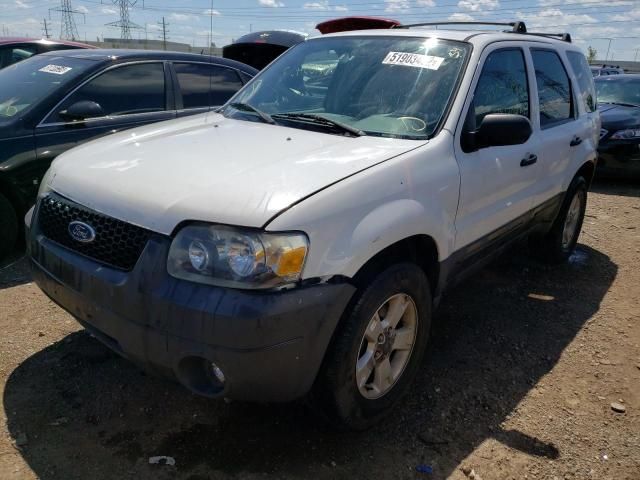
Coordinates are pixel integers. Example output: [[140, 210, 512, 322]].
[[520, 154, 538, 167], [570, 136, 582, 147]]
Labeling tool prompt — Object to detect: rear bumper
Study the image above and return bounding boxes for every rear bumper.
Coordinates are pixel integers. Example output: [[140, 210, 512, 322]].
[[29, 226, 355, 402]]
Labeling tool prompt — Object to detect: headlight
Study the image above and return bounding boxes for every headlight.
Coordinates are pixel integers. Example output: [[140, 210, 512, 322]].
[[610, 128, 640, 140], [167, 224, 308, 289]]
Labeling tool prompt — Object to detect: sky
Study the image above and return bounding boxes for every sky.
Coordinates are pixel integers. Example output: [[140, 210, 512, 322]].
[[1, 0, 640, 61]]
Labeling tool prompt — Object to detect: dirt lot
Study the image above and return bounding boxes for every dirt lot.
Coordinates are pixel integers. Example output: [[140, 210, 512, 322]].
[[0, 180, 638, 480]]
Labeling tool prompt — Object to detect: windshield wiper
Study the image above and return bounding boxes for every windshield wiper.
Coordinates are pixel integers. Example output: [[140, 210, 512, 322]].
[[600, 101, 640, 108], [228, 102, 275, 124], [272, 112, 366, 137]]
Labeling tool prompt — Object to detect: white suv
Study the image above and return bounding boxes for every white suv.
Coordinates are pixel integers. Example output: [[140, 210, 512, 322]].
[[27, 21, 599, 429]]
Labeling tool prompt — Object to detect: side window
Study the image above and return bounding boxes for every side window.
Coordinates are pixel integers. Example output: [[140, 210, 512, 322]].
[[50, 62, 165, 122], [237, 70, 253, 84], [209, 66, 243, 105], [174, 63, 243, 108], [567, 51, 596, 113], [531, 50, 573, 128], [0, 45, 37, 68], [472, 49, 529, 127]]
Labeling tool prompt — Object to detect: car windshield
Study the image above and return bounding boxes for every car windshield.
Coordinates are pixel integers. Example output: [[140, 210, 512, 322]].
[[596, 78, 640, 106], [224, 36, 470, 139], [0, 55, 94, 122]]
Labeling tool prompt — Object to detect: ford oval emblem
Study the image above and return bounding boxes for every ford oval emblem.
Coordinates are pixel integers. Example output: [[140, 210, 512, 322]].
[[68, 221, 96, 243]]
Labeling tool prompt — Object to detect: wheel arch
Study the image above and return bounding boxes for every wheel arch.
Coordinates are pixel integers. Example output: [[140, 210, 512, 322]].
[[350, 234, 440, 297], [576, 159, 596, 189]]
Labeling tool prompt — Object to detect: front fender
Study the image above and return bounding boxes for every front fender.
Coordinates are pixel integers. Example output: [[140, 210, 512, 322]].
[[266, 135, 460, 280]]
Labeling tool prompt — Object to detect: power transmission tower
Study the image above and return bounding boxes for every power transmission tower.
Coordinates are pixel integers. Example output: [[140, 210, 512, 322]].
[[106, 0, 142, 41], [158, 17, 169, 50], [49, 0, 84, 41], [42, 18, 51, 39]]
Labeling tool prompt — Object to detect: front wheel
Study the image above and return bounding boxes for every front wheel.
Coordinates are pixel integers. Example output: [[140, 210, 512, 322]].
[[313, 263, 432, 430], [530, 175, 587, 264]]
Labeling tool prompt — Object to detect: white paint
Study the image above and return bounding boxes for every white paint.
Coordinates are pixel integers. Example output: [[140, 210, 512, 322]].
[[45, 29, 599, 283]]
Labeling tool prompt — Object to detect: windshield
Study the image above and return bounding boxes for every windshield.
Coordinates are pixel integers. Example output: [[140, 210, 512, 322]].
[[596, 78, 640, 106], [224, 36, 470, 139], [0, 55, 94, 122]]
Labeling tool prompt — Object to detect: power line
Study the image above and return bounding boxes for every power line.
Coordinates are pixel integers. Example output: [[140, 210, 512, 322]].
[[106, 0, 142, 40], [158, 16, 169, 50], [42, 17, 51, 39], [49, 0, 84, 40]]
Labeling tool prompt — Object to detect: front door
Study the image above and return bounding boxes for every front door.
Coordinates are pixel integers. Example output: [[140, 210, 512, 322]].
[[35, 61, 176, 169], [453, 45, 539, 254]]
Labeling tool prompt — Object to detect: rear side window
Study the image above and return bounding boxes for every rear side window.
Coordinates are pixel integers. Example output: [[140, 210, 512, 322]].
[[52, 62, 166, 121], [531, 50, 573, 128], [174, 63, 243, 108], [472, 48, 529, 126], [567, 52, 596, 113]]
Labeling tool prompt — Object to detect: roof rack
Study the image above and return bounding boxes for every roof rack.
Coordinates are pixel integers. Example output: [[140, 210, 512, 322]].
[[525, 32, 572, 43], [393, 21, 573, 43], [393, 21, 527, 33]]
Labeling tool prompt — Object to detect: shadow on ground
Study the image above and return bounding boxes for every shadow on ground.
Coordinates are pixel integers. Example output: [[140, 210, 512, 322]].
[[0, 253, 29, 290], [591, 178, 640, 198], [3, 243, 616, 480]]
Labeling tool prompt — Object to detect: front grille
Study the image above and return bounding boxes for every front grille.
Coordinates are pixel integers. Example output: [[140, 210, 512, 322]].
[[37, 193, 151, 271]]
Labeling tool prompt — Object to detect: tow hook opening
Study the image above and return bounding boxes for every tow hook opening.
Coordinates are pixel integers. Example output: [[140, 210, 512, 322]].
[[177, 356, 226, 397]]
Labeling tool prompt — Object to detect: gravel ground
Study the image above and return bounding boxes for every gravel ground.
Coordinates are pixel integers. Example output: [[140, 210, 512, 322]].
[[0, 180, 638, 480]]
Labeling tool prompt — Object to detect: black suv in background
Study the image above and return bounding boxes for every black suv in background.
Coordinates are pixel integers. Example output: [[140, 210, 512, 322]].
[[0, 49, 257, 259]]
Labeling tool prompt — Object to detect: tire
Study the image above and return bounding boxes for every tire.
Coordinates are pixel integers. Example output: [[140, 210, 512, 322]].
[[0, 192, 18, 262], [312, 263, 432, 430], [530, 175, 587, 264]]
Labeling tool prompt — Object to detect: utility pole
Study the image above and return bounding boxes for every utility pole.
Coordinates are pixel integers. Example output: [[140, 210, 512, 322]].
[[106, 0, 142, 41], [49, 0, 84, 41], [635, 48, 639, 62], [158, 17, 169, 50], [42, 18, 51, 39]]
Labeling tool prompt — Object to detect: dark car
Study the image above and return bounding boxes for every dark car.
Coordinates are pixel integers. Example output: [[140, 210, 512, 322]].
[[223, 30, 307, 70], [222, 17, 400, 70], [0, 49, 257, 259], [0, 37, 95, 69], [595, 74, 640, 177]]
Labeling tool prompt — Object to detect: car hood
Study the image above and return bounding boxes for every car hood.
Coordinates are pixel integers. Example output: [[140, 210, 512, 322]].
[[47, 112, 425, 234], [598, 103, 640, 130]]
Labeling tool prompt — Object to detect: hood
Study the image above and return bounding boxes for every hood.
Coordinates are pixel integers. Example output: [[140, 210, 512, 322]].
[[48, 112, 424, 235], [598, 103, 640, 130]]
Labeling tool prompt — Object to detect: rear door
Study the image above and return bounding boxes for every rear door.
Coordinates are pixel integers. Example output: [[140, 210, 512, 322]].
[[34, 61, 176, 165], [171, 62, 245, 118], [453, 45, 538, 251], [528, 48, 581, 207]]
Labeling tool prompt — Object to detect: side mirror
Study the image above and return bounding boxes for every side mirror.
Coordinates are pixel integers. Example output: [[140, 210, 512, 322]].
[[464, 113, 532, 151], [59, 100, 105, 121]]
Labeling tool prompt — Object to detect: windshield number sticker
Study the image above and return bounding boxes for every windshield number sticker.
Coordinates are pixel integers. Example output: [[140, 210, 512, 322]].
[[382, 52, 444, 70], [38, 64, 72, 75]]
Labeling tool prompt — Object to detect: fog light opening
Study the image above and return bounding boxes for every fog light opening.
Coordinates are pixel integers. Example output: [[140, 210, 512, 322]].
[[177, 356, 226, 397]]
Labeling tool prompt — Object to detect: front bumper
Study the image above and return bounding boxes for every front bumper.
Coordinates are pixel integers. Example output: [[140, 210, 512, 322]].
[[597, 139, 640, 176], [28, 221, 355, 402]]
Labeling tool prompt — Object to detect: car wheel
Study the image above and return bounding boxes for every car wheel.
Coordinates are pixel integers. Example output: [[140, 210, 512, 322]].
[[530, 175, 587, 264], [313, 263, 431, 430], [0, 192, 18, 262]]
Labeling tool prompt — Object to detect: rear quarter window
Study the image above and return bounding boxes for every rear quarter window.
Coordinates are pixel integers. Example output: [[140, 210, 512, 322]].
[[567, 51, 596, 113]]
